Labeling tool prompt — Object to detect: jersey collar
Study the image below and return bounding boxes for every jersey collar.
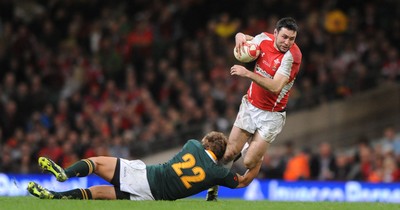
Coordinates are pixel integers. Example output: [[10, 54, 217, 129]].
[[205, 150, 217, 163]]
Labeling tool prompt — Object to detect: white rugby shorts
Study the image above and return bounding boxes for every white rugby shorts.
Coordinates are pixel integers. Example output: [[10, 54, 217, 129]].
[[119, 159, 155, 200], [233, 95, 286, 143]]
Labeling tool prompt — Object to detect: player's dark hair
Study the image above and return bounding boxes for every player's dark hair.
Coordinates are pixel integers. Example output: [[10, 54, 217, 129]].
[[276, 17, 298, 32], [201, 131, 227, 160]]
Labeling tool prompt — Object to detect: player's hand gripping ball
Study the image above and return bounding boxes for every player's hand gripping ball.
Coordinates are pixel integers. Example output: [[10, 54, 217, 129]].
[[233, 40, 260, 63]]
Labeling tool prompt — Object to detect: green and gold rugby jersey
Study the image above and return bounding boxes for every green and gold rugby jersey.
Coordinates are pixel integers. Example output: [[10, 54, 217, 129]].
[[146, 139, 239, 200]]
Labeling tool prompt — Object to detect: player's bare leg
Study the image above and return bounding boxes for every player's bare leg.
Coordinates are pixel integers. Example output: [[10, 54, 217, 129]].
[[242, 132, 269, 169], [206, 126, 251, 201], [27, 182, 118, 200], [223, 126, 252, 166], [88, 156, 118, 182], [38, 156, 117, 182], [88, 185, 118, 199], [29, 157, 119, 199]]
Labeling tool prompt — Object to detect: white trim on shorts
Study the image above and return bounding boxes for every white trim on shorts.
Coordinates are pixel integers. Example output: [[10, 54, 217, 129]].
[[233, 95, 286, 143], [119, 158, 155, 200]]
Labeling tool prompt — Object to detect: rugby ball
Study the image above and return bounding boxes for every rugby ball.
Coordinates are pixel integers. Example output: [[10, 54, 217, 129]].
[[233, 40, 260, 63]]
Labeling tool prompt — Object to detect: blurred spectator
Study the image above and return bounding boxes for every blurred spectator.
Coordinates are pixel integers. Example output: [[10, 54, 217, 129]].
[[109, 135, 130, 159], [324, 9, 348, 34], [381, 155, 400, 182], [212, 12, 240, 38], [38, 135, 63, 162], [310, 142, 337, 180], [0, 146, 16, 172], [381, 46, 400, 82], [367, 155, 384, 183], [352, 135, 371, 164], [0, 100, 21, 140], [354, 144, 374, 181], [2, 73, 16, 101], [58, 141, 79, 169], [380, 126, 400, 157], [283, 147, 311, 181], [333, 152, 351, 181], [260, 141, 294, 179]]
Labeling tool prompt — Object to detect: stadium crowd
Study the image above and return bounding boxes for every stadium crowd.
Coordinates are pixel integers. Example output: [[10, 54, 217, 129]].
[[0, 0, 399, 182]]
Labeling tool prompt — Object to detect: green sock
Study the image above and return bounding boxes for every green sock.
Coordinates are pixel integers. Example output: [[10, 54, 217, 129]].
[[51, 188, 92, 199], [64, 159, 95, 178]]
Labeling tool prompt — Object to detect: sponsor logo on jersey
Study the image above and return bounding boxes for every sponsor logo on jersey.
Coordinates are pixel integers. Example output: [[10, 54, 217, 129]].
[[262, 59, 270, 68], [255, 65, 273, 79], [272, 58, 280, 71]]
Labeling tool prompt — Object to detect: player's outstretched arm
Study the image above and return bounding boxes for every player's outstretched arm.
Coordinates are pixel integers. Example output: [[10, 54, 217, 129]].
[[235, 160, 262, 188], [230, 65, 289, 94]]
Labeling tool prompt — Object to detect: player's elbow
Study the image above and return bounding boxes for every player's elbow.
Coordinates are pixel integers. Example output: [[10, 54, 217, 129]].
[[269, 89, 280, 95], [268, 75, 288, 94], [269, 85, 283, 94], [264, 82, 283, 94]]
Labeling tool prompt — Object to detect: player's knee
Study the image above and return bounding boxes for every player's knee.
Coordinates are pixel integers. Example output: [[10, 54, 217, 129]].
[[88, 157, 105, 169]]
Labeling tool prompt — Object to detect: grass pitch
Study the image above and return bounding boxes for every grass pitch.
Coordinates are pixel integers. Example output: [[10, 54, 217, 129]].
[[0, 197, 397, 210]]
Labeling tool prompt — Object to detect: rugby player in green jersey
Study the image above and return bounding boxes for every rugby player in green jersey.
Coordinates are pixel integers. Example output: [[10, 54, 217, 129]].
[[27, 131, 261, 200]]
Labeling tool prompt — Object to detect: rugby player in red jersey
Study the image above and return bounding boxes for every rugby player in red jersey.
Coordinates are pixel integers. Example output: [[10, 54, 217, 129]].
[[207, 17, 302, 201]]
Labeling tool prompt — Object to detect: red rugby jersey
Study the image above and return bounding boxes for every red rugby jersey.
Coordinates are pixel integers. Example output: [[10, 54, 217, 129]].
[[248, 32, 302, 112]]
